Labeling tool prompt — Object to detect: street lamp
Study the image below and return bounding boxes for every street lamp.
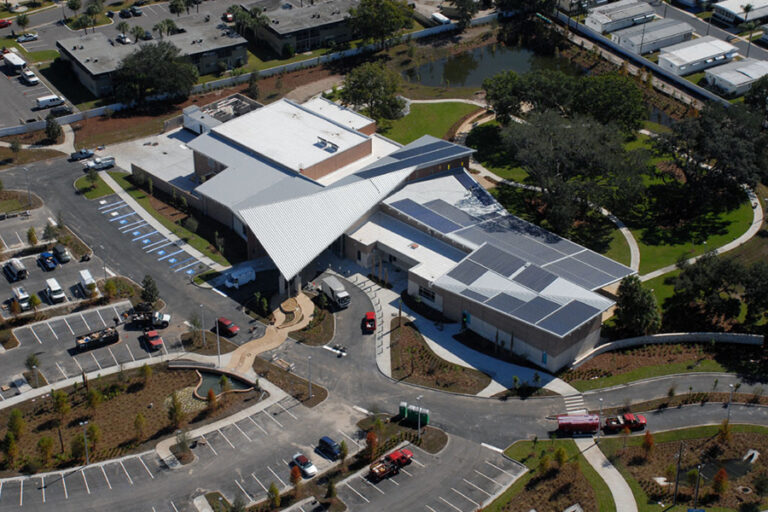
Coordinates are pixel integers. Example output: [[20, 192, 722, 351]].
[[215, 317, 221, 368], [597, 397, 604, 442], [32, 365, 38, 388], [727, 383, 734, 423], [416, 395, 423, 442], [693, 463, 702, 506], [199, 304, 206, 348], [80, 421, 90, 466], [307, 356, 312, 399]]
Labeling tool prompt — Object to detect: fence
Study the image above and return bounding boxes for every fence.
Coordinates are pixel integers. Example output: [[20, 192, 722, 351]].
[[0, 102, 125, 138], [571, 332, 764, 368]]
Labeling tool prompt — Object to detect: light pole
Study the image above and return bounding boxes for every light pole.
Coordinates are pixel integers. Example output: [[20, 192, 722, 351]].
[[199, 304, 206, 348], [22, 167, 30, 210], [80, 421, 90, 466], [215, 316, 221, 368], [597, 397, 604, 442], [727, 383, 734, 423], [307, 356, 312, 399], [32, 365, 38, 388], [693, 463, 702, 506], [416, 395, 423, 442]]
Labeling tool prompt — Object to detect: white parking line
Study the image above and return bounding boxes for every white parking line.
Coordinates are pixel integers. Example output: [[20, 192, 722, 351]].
[[80, 313, 90, 330], [361, 477, 385, 495], [72, 356, 84, 373], [201, 434, 218, 456], [463, 478, 491, 497], [425, 506, 438, 512], [263, 410, 283, 428], [81, 469, 90, 494], [472, 469, 500, 486], [142, 238, 168, 250], [267, 467, 286, 487], [108, 347, 119, 366], [30, 327, 42, 344], [47, 322, 58, 340], [234, 479, 253, 502], [132, 230, 158, 242], [401, 468, 413, 477], [15, 232, 23, 245], [98, 200, 125, 210], [146, 241, 173, 254], [61, 472, 68, 498], [249, 416, 268, 435], [410, 457, 425, 467], [252, 473, 267, 492], [119, 460, 134, 485], [112, 306, 121, 320], [119, 220, 146, 232], [96, 309, 107, 327], [101, 465, 112, 489], [0, 233, 7, 248], [90, 352, 102, 370], [451, 487, 479, 507], [55, 362, 68, 379], [41, 475, 45, 503], [388, 477, 400, 486], [484, 460, 514, 477], [62, 317, 74, 335], [275, 401, 298, 420], [173, 260, 200, 273], [125, 344, 136, 362], [233, 422, 252, 442], [339, 430, 361, 448], [218, 429, 235, 449], [138, 456, 154, 479], [170, 501, 179, 512], [19, 479, 22, 506], [439, 496, 463, 512], [344, 482, 370, 503]]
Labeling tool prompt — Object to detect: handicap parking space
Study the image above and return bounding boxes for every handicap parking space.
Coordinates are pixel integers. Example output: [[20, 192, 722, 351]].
[[96, 196, 210, 278]]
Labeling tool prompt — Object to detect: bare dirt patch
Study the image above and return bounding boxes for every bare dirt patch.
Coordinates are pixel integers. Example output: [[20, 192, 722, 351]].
[[252, 356, 327, 407]]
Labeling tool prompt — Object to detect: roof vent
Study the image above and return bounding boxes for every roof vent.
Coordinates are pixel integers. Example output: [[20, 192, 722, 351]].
[[93, 58, 98, 62], [409, 243, 419, 249], [85, 57, 90, 62]]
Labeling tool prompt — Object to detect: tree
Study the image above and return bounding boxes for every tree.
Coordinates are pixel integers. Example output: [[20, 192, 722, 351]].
[[339, 440, 348, 468], [219, 375, 231, 393], [16, 13, 29, 32], [103, 279, 117, 299], [134, 412, 146, 441], [642, 431, 654, 459], [131, 25, 145, 44], [4, 432, 18, 468], [744, 75, 768, 118], [113, 41, 198, 105], [742, 3, 755, 58], [66, 0, 82, 18], [575, 73, 646, 134], [743, 261, 768, 324], [349, 0, 412, 48], [148, 178, 154, 196], [207, 388, 217, 414], [43, 222, 57, 241], [614, 275, 661, 336], [713, 467, 729, 494], [554, 446, 567, 467], [229, 5, 268, 38], [450, 0, 478, 30], [25, 353, 39, 371], [87, 423, 101, 451], [167, 391, 185, 428], [37, 437, 54, 466], [140, 363, 153, 384], [340, 62, 405, 120], [9, 140, 21, 161], [27, 226, 38, 245], [365, 430, 378, 462], [86, 168, 99, 190], [494, 0, 556, 19], [70, 433, 87, 462], [538, 453, 550, 472], [717, 419, 733, 445], [116, 20, 130, 36], [326, 479, 336, 498], [482, 71, 524, 124], [140, 275, 159, 304], [8, 409, 25, 440], [86, 388, 103, 411], [246, 73, 260, 100], [268, 482, 281, 509], [29, 294, 41, 312], [290, 464, 302, 497], [230, 496, 246, 512], [169, 0, 185, 16], [686, 468, 699, 487]]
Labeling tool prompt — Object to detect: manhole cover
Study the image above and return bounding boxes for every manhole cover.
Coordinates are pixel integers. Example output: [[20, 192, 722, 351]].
[[738, 486, 752, 494]]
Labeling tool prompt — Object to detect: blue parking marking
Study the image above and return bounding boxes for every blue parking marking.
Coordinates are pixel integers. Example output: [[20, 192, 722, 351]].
[[132, 231, 141, 236], [157, 250, 166, 256], [132, 230, 158, 242], [169, 257, 194, 269], [143, 239, 152, 244], [120, 220, 146, 232], [186, 269, 196, 275], [119, 219, 128, 225], [102, 203, 130, 214], [158, 249, 184, 262], [109, 212, 137, 222]]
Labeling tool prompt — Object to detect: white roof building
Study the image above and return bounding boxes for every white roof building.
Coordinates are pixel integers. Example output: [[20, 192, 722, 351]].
[[657, 36, 737, 76], [713, 0, 768, 24], [585, 0, 655, 33], [705, 58, 768, 95], [611, 18, 694, 54]]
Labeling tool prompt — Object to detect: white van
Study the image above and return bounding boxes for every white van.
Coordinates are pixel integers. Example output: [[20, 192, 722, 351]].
[[46, 278, 66, 304], [35, 95, 65, 109], [79, 269, 96, 297], [12, 287, 30, 311]]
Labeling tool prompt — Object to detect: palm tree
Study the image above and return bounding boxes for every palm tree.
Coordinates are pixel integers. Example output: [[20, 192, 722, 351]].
[[116, 20, 129, 35], [16, 13, 29, 33], [130, 24, 144, 43], [741, 3, 754, 57], [152, 22, 165, 39], [66, 0, 81, 19], [169, 0, 184, 16]]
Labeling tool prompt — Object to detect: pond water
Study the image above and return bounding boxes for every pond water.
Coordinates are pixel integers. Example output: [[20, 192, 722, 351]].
[[197, 371, 252, 396], [699, 458, 754, 481], [402, 44, 583, 88]]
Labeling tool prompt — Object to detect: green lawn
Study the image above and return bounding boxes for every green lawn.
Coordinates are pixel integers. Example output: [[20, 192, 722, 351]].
[[485, 440, 615, 512], [465, 121, 531, 183], [568, 358, 726, 392], [75, 174, 114, 199], [684, 71, 706, 85], [641, 120, 671, 135], [108, 172, 229, 266], [642, 269, 679, 308], [634, 198, 754, 275], [0, 37, 59, 64], [382, 102, 481, 145], [605, 228, 632, 268]]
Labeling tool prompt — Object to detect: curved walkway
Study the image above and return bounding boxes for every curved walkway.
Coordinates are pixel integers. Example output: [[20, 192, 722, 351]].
[[575, 437, 637, 512], [0, 124, 76, 155]]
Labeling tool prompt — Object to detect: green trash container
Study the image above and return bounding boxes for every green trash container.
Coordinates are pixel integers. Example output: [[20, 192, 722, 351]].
[[399, 401, 408, 419]]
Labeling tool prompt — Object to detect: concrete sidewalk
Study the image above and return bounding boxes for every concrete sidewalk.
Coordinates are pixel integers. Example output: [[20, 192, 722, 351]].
[[574, 437, 638, 512], [99, 171, 228, 272]]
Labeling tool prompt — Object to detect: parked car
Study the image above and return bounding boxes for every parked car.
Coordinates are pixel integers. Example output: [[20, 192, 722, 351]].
[[116, 34, 132, 44], [133, 0, 148, 5], [222, 12, 233, 21], [21, 69, 39, 85], [140, 30, 153, 40], [38, 252, 57, 271], [53, 244, 72, 263], [0, 19, 12, 28], [143, 330, 164, 351], [130, 5, 143, 15], [106, 10, 115, 17], [292, 453, 317, 477], [119, 8, 132, 17], [318, 436, 341, 460], [69, 149, 94, 161], [217, 317, 240, 336], [51, 105, 74, 117], [84, 156, 115, 170], [16, 33, 38, 43]]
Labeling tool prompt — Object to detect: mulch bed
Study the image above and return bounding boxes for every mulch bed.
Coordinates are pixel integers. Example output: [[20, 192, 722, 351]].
[[252, 357, 327, 407], [289, 299, 334, 346], [607, 432, 768, 510], [390, 317, 491, 395], [0, 365, 260, 475], [506, 453, 598, 512], [180, 331, 239, 356], [357, 414, 448, 455]]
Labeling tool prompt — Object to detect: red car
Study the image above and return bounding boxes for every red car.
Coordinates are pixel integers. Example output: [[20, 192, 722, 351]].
[[144, 330, 163, 351], [217, 317, 240, 336], [385, 448, 413, 466], [222, 12, 233, 22], [0, 20, 11, 28], [362, 311, 376, 334]]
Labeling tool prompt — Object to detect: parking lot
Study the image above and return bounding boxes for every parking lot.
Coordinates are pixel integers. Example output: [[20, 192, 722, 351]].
[[96, 197, 209, 279], [0, 59, 57, 128], [7, 301, 185, 395]]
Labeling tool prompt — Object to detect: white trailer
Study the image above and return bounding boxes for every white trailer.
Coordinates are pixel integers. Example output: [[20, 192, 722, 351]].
[[321, 276, 350, 309]]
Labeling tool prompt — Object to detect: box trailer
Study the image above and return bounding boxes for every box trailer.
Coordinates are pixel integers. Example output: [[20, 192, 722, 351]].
[[321, 276, 350, 309], [557, 414, 600, 435]]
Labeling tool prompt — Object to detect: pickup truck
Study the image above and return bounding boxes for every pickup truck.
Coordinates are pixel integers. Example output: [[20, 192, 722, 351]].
[[83, 156, 115, 170], [143, 330, 164, 351], [604, 413, 647, 433], [131, 310, 171, 329], [368, 459, 400, 481], [76, 327, 119, 351], [385, 448, 413, 466], [362, 311, 376, 334]]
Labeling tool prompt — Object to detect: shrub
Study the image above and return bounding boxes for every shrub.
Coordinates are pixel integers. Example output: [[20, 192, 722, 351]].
[[712, 467, 728, 494]]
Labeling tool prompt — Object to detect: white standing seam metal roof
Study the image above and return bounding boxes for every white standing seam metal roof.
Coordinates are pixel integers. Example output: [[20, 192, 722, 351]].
[[302, 97, 375, 132], [238, 165, 416, 280], [211, 98, 370, 173], [706, 58, 768, 86], [659, 36, 736, 67], [587, 0, 654, 24], [714, 0, 768, 18], [611, 18, 693, 45]]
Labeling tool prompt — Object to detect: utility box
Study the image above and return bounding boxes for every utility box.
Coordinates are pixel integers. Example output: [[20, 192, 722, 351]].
[[404, 404, 430, 427]]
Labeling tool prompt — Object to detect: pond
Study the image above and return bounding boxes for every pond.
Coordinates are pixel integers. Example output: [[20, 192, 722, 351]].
[[196, 371, 253, 397], [402, 44, 583, 88], [699, 458, 754, 481]]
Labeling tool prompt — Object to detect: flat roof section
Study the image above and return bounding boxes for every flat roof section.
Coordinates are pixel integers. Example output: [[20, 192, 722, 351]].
[[706, 58, 768, 86], [302, 96, 375, 132], [587, 0, 654, 23], [212, 99, 370, 173], [659, 36, 736, 66], [247, 0, 358, 35], [612, 18, 693, 45]]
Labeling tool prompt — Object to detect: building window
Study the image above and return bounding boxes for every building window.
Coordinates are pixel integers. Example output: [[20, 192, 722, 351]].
[[418, 286, 435, 302], [357, 250, 361, 261]]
